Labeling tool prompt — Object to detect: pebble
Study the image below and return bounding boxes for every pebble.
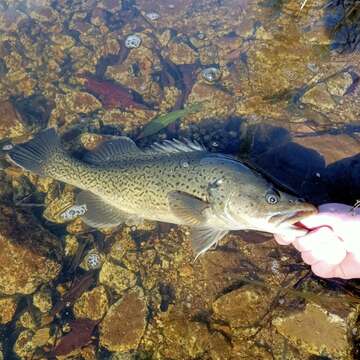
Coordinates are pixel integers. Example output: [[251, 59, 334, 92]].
[[145, 12, 160, 21], [84, 250, 102, 270], [125, 34, 142, 49], [201, 67, 222, 83]]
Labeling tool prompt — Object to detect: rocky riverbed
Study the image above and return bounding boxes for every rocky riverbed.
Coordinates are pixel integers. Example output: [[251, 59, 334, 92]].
[[1, 0, 360, 359]]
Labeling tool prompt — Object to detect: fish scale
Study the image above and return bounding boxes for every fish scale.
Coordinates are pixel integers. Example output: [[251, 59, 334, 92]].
[[7, 128, 317, 258]]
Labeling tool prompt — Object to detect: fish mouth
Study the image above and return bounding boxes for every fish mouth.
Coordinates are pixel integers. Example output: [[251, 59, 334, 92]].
[[269, 205, 318, 227]]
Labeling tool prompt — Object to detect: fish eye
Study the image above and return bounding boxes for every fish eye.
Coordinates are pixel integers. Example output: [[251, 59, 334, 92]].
[[266, 192, 279, 205]]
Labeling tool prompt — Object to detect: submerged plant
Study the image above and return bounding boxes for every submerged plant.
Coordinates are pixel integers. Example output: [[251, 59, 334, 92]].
[[138, 102, 203, 138], [300, 0, 308, 10]]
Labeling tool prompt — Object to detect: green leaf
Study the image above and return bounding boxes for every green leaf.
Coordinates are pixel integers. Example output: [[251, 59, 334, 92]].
[[138, 102, 203, 139]]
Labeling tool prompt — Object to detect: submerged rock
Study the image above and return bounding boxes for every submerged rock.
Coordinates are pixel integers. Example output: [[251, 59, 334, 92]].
[[157, 307, 231, 359], [63, 91, 102, 114], [73, 285, 109, 320], [294, 133, 360, 165], [0, 297, 17, 324], [273, 301, 357, 359], [0, 207, 61, 295], [301, 83, 336, 111], [166, 39, 198, 65], [81, 249, 103, 271], [125, 34, 142, 49], [33, 287, 53, 313], [99, 260, 137, 294], [18, 311, 37, 329], [43, 186, 76, 223], [201, 67, 222, 83], [186, 81, 234, 122], [326, 71, 355, 97], [100, 287, 147, 352], [212, 285, 271, 327], [13, 327, 51, 359], [0, 100, 26, 140], [13, 330, 35, 359]]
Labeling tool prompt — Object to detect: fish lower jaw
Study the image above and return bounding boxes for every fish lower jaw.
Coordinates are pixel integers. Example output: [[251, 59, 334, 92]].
[[268, 207, 317, 228]]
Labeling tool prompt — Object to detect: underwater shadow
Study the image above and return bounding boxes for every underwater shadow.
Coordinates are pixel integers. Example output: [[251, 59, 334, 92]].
[[174, 116, 360, 207], [324, 0, 360, 53]]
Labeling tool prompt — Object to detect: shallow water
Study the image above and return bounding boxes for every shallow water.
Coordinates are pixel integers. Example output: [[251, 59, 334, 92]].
[[0, 0, 360, 359]]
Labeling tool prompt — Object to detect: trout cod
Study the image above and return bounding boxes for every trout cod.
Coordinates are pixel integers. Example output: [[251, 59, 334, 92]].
[[8, 129, 317, 258]]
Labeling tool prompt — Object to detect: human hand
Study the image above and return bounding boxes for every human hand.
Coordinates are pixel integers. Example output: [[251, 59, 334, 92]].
[[274, 203, 360, 279]]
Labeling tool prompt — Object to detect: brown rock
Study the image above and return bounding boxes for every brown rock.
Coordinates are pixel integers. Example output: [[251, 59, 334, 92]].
[[100, 287, 147, 352], [212, 285, 271, 327], [273, 301, 355, 359], [43, 186, 76, 223], [99, 260, 137, 294], [0, 9, 27, 32], [0, 101, 26, 140], [294, 134, 360, 165], [166, 40, 198, 65], [105, 44, 162, 103], [13, 327, 51, 359], [33, 287, 53, 313], [301, 83, 336, 111], [186, 81, 234, 122], [64, 91, 102, 114], [159, 308, 232, 359], [73, 286, 109, 320], [326, 71, 354, 97], [0, 297, 17, 324], [19, 311, 37, 329], [0, 207, 61, 295], [13, 330, 35, 359]]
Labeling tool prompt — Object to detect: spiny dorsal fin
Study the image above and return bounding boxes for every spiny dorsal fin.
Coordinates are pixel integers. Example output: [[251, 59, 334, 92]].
[[84, 137, 143, 164], [149, 138, 206, 154]]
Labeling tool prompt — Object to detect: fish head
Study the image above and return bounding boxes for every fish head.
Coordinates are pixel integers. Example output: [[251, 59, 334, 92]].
[[225, 173, 317, 235]]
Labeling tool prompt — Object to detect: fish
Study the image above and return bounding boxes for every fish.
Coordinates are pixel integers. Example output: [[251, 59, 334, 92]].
[[7, 129, 317, 258]]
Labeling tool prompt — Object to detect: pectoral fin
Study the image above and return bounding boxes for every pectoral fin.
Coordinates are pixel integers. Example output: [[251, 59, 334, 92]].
[[76, 191, 138, 229], [191, 227, 228, 260], [168, 191, 209, 226]]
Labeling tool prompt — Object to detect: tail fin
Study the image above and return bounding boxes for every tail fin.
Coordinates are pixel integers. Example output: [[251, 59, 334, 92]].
[[7, 128, 62, 176]]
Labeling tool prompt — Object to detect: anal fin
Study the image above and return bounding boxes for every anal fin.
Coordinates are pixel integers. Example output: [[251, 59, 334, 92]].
[[76, 191, 138, 229], [191, 227, 228, 260]]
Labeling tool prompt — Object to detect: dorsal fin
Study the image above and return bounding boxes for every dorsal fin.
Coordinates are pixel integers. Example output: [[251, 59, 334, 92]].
[[84, 137, 143, 164], [149, 138, 206, 154]]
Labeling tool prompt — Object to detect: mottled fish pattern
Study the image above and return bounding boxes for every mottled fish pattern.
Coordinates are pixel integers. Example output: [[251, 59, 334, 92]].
[[8, 129, 317, 258]]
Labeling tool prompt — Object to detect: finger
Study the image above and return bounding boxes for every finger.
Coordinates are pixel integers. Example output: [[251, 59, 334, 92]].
[[300, 203, 360, 232], [332, 217, 360, 247], [309, 236, 346, 265], [300, 213, 342, 230], [293, 227, 336, 252], [274, 233, 295, 245], [311, 261, 337, 278], [301, 251, 320, 265], [293, 231, 322, 252], [335, 253, 360, 279], [318, 203, 353, 213], [342, 237, 360, 257]]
